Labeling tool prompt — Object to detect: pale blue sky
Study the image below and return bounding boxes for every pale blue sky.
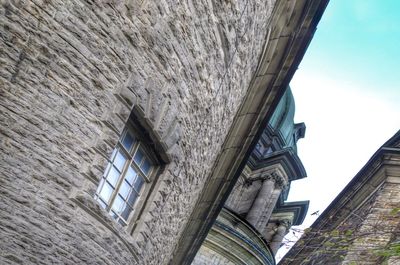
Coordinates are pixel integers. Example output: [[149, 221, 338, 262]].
[[278, 0, 400, 260], [299, 0, 400, 104]]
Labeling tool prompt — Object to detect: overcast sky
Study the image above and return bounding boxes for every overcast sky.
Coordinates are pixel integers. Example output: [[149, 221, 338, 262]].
[[277, 0, 400, 260]]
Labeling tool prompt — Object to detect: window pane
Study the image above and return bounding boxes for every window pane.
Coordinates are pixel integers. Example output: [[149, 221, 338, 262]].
[[119, 180, 131, 200], [133, 148, 144, 165], [112, 195, 124, 213], [97, 198, 107, 209], [107, 166, 120, 187], [99, 182, 114, 203], [121, 203, 132, 220], [133, 175, 144, 193], [141, 158, 152, 176], [127, 190, 139, 207], [114, 151, 126, 172], [122, 131, 135, 151], [125, 166, 138, 185], [110, 211, 118, 220]]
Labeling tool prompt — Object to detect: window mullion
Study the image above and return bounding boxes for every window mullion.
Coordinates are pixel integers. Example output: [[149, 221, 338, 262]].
[[132, 142, 141, 157], [106, 149, 131, 212], [118, 142, 133, 160]]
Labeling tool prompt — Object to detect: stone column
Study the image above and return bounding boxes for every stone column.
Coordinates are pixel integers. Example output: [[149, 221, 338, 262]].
[[270, 220, 291, 255], [246, 178, 275, 228], [257, 188, 282, 229], [246, 171, 287, 231]]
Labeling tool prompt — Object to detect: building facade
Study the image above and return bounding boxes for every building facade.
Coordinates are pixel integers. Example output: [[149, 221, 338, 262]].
[[0, 0, 327, 264], [280, 131, 400, 265], [193, 88, 309, 265]]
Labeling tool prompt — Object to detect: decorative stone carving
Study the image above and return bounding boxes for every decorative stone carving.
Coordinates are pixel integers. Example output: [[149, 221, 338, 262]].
[[246, 167, 289, 190]]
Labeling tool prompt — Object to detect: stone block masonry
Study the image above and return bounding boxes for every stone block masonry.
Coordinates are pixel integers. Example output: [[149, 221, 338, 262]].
[[342, 178, 400, 264], [280, 133, 400, 265], [0, 0, 276, 264]]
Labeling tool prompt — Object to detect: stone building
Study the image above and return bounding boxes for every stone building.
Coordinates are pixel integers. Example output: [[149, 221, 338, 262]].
[[193, 88, 309, 265], [280, 131, 400, 265], [0, 0, 327, 264]]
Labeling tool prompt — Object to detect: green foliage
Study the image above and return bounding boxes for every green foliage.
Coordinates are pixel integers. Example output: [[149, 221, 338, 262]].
[[390, 207, 400, 215], [376, 242, 400, 258], [323, 241, 335, 247], [344, 229, 353, 236], [283, 207, 400, 263], [330, 229, 339, 237]]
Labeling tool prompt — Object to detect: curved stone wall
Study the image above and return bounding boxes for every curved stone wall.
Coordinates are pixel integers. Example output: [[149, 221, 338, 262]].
[[0, 1, 275, 264], [193, 209, 275, 265]]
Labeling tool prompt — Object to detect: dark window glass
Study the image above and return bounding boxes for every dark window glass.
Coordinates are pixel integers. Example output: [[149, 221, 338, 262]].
[[121, 204, 132, 220], [141, 158, 152, 176], [122, 132, 135, 151], [134, 148, 144, 164], [127, 191, 139, 207], [133, 175, 144, 192]]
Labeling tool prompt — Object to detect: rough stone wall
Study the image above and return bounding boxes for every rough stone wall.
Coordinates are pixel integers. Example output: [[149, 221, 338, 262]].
[[0, 0, 275, 264], [297, 188, 380, 265], [282, 175, 400, 265], [342, 180, 400, 265]]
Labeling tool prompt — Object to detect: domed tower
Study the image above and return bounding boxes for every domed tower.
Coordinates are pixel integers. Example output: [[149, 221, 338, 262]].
[[193, 88, 308, 265]]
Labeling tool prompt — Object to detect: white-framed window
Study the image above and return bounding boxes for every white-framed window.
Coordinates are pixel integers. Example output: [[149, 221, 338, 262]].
[[95, 124, 156, 226]]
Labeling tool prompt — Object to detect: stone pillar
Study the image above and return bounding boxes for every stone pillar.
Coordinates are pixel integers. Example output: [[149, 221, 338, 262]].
[[246, 178, 275, 228], [246, 171, 287, 231], [257, 188, 282, 229], [270, 220, 291, 255]]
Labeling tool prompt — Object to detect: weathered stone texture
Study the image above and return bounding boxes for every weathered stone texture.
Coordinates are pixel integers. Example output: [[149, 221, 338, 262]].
[[342, 180, 400, 265], [280, 141, 400, 265], [0, 0, 275, 264], [296, 188, 380, 265], [286, 180, 400, 265]]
